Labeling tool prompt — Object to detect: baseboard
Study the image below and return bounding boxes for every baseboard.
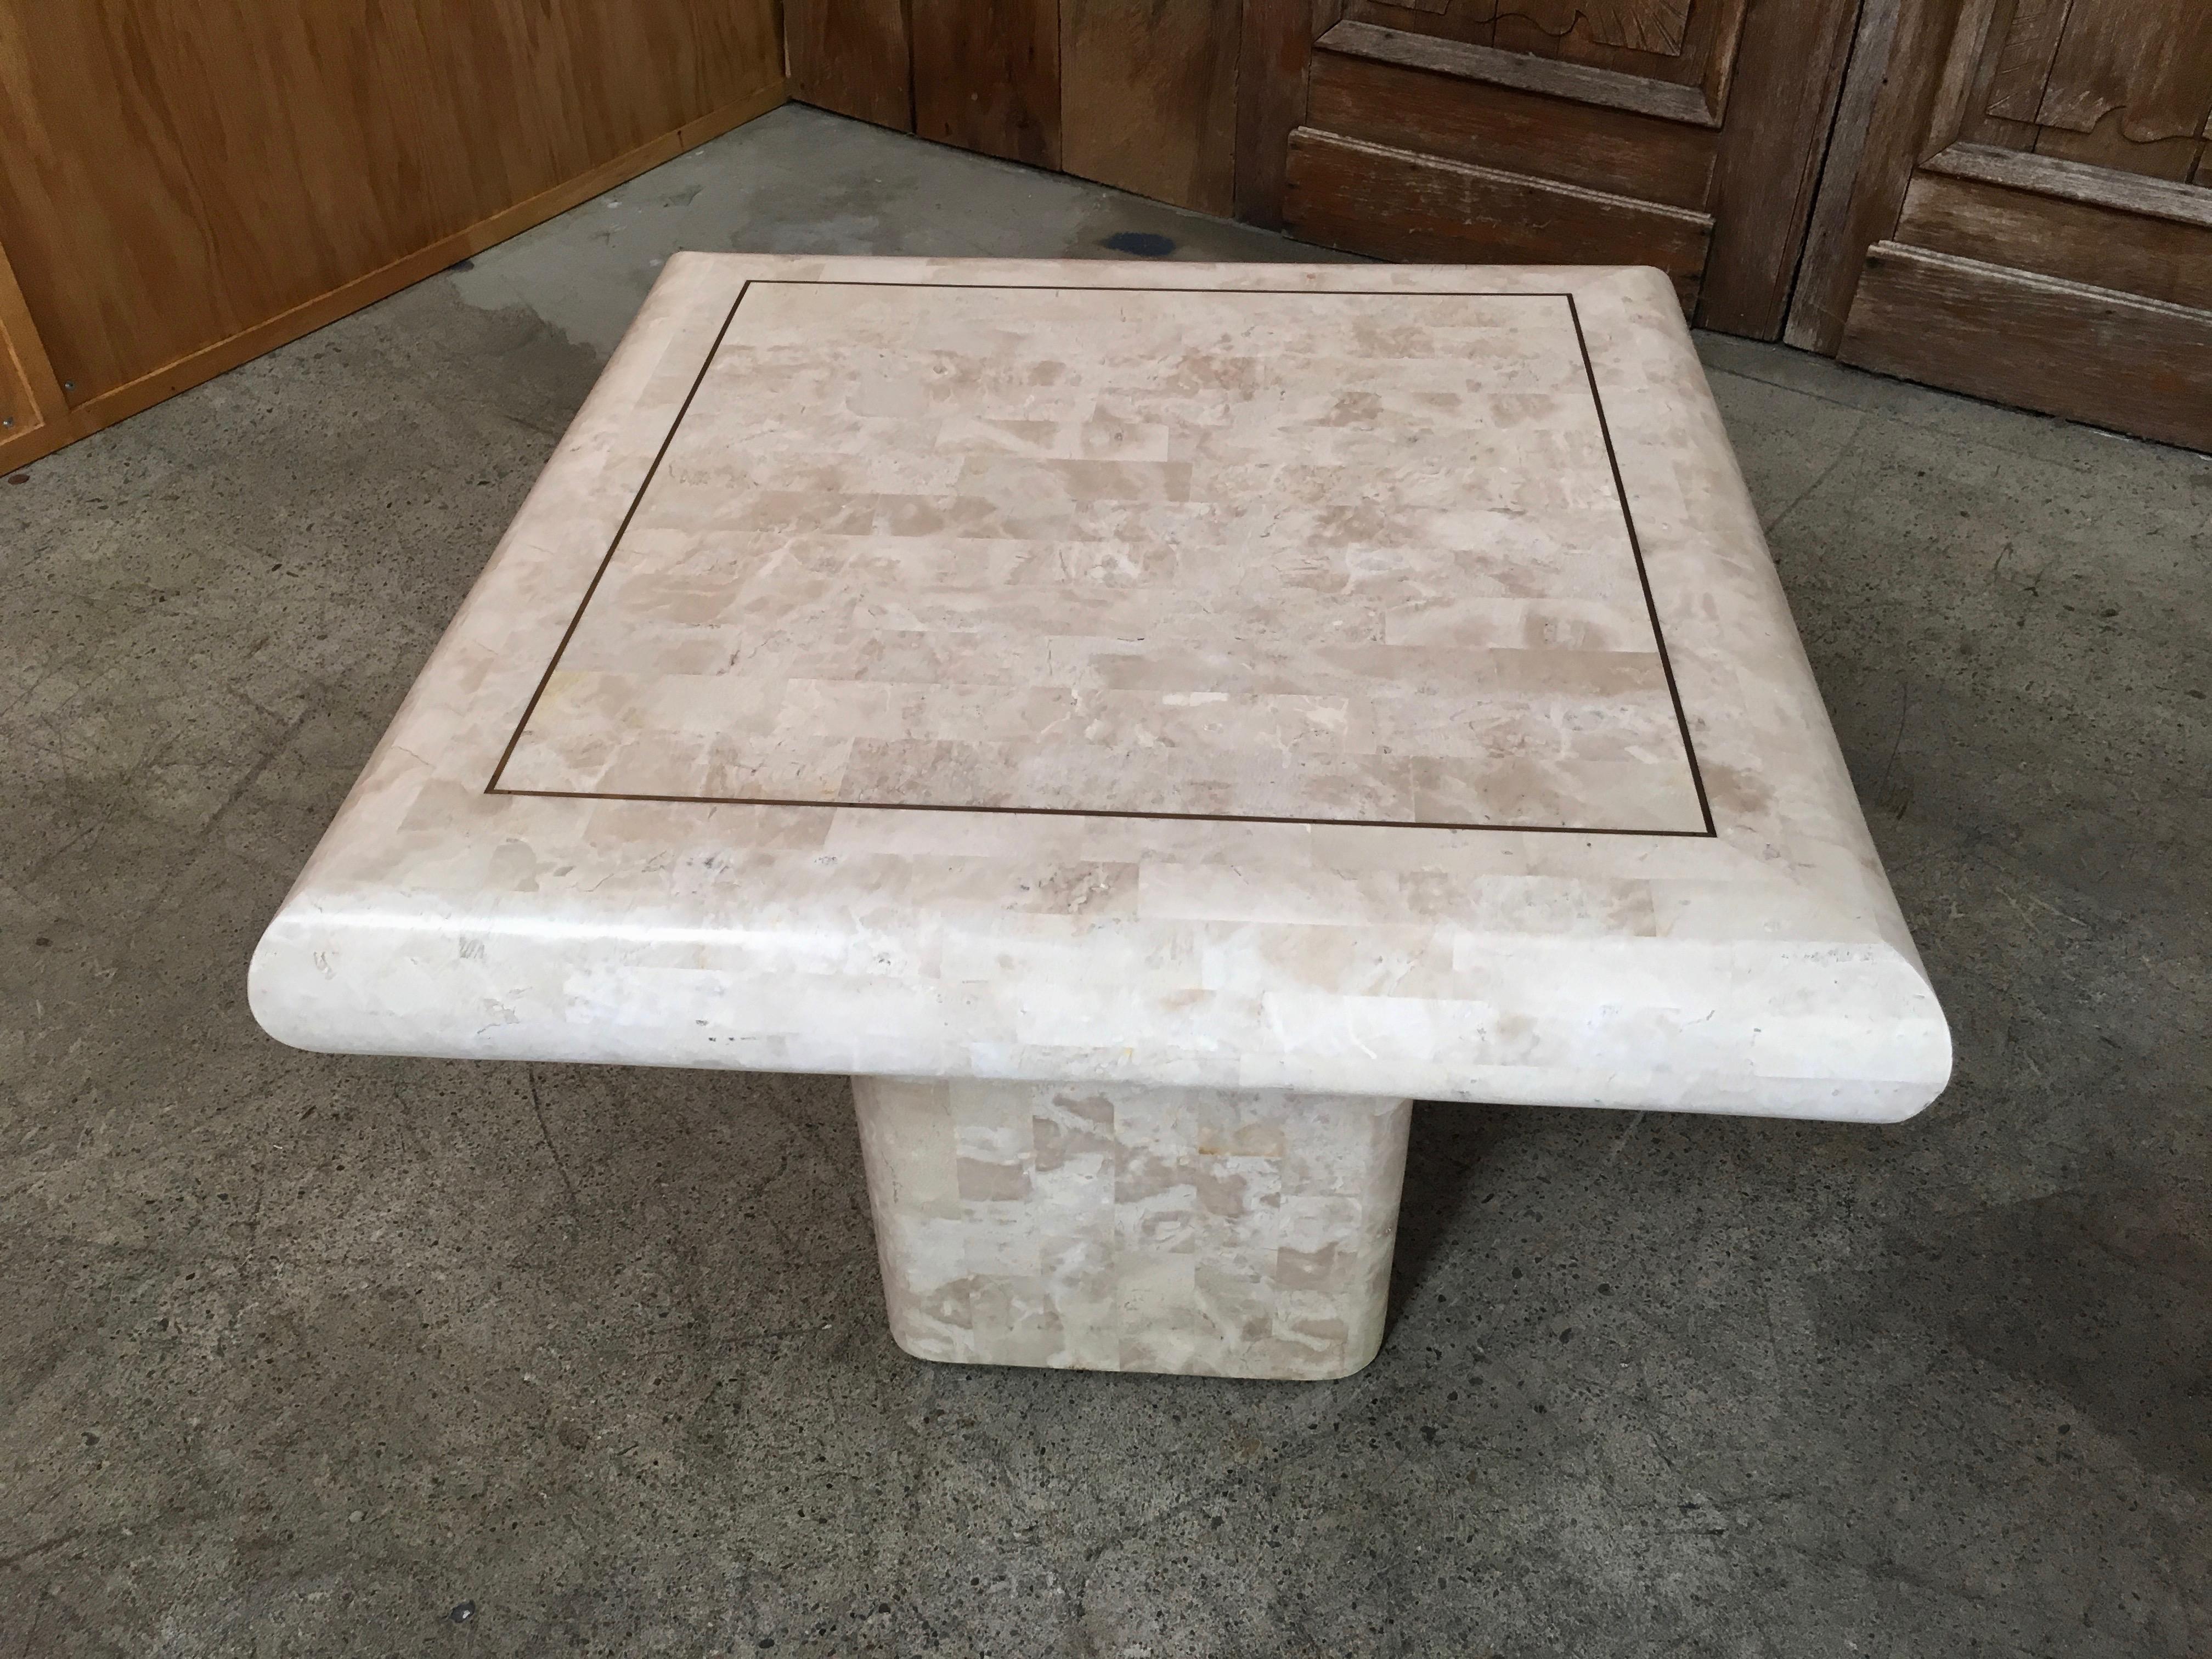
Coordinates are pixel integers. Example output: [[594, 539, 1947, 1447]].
[[1838, 241, 2212, 453]]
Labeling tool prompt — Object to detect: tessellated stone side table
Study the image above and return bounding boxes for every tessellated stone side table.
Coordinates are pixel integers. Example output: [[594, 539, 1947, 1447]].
[[252, 256, 1951, 1380]]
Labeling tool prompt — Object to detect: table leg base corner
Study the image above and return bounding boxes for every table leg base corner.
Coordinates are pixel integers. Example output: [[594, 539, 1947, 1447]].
[[852, 1075, 1412, 1383]]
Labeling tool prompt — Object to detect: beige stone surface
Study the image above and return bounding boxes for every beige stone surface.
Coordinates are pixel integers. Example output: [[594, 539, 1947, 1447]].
[[251, 255, 1952, 1122], [497, 280, 1703, 834], [854, 1077, 1410, 1379]]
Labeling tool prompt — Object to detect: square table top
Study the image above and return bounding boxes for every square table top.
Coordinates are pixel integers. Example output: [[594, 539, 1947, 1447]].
[[251, 256, 1950, 1122]]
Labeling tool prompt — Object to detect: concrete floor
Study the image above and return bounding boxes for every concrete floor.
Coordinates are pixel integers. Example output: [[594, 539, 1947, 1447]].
[[2, 103, 2207, 1657]]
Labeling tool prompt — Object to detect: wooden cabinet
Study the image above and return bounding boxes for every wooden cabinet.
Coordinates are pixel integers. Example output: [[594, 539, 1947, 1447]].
[[1790, 0, 2212, 450], [1254, 0, 1863, 336]]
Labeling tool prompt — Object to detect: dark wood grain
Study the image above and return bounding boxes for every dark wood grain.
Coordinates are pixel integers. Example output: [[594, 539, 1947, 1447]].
[[1787, 0, 1903, 351], [1283, 127, 1711, 308], [1234, 0, 1330, 226], [1063, 0, 1242, 213], [1690, 0, 1867, 338], [1923, 142, 2212, 228], [2032, 0, 2212, 144], [913, 0, 1061, 167], [1839, 241, 2212, 450], [786, 0, 913, 130], [1983, 0, 2068, 123], [1785, 0, 1974, 352], [1696, 0, 1863, 337], [1348, 0, 1748, 92], [1898, 170, 2212, 311], [1305, 46, 1716, 209], [1955, 0, 2044, 149], [1320, 19, 1719, 126], [2031, 108, 2204, 184]]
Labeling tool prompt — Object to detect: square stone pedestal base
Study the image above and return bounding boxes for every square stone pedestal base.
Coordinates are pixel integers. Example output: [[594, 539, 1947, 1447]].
[[852, 1077, 1412, 1380]]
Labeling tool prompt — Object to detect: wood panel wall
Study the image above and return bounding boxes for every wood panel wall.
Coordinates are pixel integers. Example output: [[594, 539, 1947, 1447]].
[[0, 0, 785, 472], [786, 0, 1246, 216], [1064, 0, 1243, 215]]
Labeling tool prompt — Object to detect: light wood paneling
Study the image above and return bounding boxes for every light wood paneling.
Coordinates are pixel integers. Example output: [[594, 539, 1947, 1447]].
[[0, 237, 64, 448], [1839, 241, 2212, 450], [787, 0, 915, 131], [1062, 0, 1242, 215], [0, 85, 785, 476], [1283, 127, 1711, 308], [0, 0, 783, 419], [912, 0, 1061, 167]]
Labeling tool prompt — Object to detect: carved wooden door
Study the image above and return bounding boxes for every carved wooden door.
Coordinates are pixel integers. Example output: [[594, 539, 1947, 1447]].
[[1235, 0, 1865, 335], [1788, 0, 2212, 450]]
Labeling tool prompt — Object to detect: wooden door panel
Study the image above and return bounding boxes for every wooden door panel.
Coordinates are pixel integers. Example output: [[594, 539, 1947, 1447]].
[[2030, 0, 2212, 143], [1306, 47, 1717, 207], [1278, 0, 1854, 337], [1840, 243, 2212, 452], [786, 0, 912, 131], [1284, 127, 1712, 306], [1897, 168, 2212, 312], [1345, 0, 1730, 98], [1062, 0, 1241, 214], [1321, 18, 1715, 125], [1348, 0, 1700, 51], [911, 0, 1060, 168], [1954, 0, 2211, 179], [1797, 0, 2212, 448]]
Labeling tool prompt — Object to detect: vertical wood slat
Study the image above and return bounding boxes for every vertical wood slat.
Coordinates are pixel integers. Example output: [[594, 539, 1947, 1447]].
[[1785, 0, 1977, 352], [786, 0, 914, 131], [1235, 0, 1339, 225], [1695, 0, 1863, 337], [912, 0, 1061, 167], [1060, 0, 1242, 215], [1955, 0, 2042, 149]]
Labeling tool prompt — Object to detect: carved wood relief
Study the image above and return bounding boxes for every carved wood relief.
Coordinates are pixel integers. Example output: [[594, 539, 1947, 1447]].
[[1485, 0, 1690, 55], [1975, 0, 2211, 173]]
